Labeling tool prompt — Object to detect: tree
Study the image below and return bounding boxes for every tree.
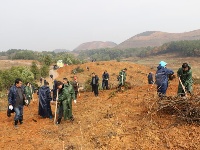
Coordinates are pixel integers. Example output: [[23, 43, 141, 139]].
[[30, 61, 40, 79], [43, 55, 52, 66], [40, 65, 49, 77]]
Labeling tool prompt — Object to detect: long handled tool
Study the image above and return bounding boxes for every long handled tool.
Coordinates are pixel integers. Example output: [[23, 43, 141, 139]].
[[54, 89, 58, 124], [178, 77, 187, 97]]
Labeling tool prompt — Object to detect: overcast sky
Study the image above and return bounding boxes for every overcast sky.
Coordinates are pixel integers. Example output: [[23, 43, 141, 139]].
[[0, 0, 200, 51]]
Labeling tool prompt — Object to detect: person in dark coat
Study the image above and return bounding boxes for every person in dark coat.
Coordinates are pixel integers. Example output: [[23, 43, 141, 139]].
[[52, 79, 58, 101], [38, 81, 53, 119], [102, 70, 109, 90], [8, 78, 28, 127], [147, 72, 154, 84], [155, 61, 174, 97], [72, 76, 79, 99], [91, 72, 99, 97]]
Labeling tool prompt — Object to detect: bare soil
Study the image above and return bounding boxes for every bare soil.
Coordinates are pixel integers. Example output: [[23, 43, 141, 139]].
[[1, 61, 200, 150]]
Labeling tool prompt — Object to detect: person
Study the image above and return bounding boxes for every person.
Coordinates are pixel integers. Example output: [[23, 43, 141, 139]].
[[72, 76, 79, 99], [44, 79, 47, 85], [56, 81, 76, 124], [38, 81, 53, 119], [8, 78, 28, 127], [102, 70, 109, 90], [86, 66, 89, 71], [63, 77, 76, 121], [24, 82, 32, 105], [50, 74, 53, 81], [52, 80, 58, 101], [40, 77, 43, 85], [147, 72, 154, 84], [177, 63, 193, 96], [155, 61, 174, 97], [117, 68, 127, 90], [91, 72, 99, 97]]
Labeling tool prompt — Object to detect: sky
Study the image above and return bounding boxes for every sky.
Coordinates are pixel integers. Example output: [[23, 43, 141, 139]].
[[0, 0, 200, 51]]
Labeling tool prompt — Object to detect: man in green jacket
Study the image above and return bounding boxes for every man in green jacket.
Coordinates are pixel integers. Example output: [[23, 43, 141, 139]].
[[56, 80, 76, 124], [117, 68, 127, 90], [177, 63, 193, 96], [63, 78, 76, 121]]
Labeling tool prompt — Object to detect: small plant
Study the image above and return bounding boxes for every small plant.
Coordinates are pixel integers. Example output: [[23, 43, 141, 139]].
[[116, 58, 120, 62], [84, 78, 92, 92], [71, 66, 84, 74]]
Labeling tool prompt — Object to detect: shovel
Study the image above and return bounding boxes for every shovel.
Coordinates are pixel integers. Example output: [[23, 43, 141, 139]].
[[178, 77, 187, 97]]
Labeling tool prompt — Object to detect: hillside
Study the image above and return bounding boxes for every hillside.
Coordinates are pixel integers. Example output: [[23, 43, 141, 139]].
[[73, 41, 117, 51], [116, 29, 200, 49], [1, 61, 200, 149]]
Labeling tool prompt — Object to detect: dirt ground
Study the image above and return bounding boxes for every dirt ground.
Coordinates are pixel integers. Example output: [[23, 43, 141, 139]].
[[1, 61, 200, 150]]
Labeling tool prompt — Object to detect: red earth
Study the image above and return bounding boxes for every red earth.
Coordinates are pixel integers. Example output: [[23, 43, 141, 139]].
[[1, 61, 200, 150]]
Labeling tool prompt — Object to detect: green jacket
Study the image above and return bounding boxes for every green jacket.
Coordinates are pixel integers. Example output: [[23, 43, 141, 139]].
[[64, 83, 75, 100], [58, 86, 71, 103], [177, 67, 193, 87], [24, 86, 32, 99], [119, 70, 127, 81]]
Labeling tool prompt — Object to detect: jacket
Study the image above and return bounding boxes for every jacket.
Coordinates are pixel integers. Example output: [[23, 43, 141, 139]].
[[8, 85, 25, 106], [177, 66, 193, 87], [91, 75, 99, 85], [155, 65, 174, 85]]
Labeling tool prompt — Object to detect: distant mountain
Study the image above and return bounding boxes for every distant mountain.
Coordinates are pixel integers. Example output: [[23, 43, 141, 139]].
[[53, 49, 70, 53], [73, 41, 117, 51], [115, 29, 200, 49]]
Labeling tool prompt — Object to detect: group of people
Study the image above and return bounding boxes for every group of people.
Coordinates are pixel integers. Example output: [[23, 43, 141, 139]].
[[8, 76, 80, 127], [8, 61, 192, 127], [148, 61, 193, 97], [90, 68, 127, 97]]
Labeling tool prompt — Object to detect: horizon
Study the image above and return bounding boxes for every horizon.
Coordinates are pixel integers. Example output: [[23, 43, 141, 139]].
[[1, 0, 200, 52]]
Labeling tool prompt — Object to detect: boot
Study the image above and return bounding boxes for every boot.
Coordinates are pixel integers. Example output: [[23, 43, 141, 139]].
[[19, 115, 23, 124], [56, 118, 61, 124], [19, 119, 23, 124], [14, 120, 18, 127]]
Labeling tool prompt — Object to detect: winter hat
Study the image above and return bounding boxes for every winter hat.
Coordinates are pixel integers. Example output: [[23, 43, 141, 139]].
[[159, 61, 167, 67]]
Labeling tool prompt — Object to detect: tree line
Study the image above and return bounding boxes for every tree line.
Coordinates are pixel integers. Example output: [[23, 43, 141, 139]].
[[77, 40, 200, 61]]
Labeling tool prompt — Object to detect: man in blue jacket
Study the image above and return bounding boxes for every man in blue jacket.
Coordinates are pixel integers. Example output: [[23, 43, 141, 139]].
[[8, 78, 28, 127], [102, 70, 109, 90], [155, 61, 174, 97]]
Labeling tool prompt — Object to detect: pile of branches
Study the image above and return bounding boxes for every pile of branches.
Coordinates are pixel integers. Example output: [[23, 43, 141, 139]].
[[156, 95, 200, 124]]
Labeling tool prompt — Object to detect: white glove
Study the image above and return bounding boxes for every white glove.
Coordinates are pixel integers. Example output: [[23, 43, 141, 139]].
[[9, 105, 13, 110], [74, 100, 77, 104], [28, 95, 31, 97], [25, 100, 29, 105]]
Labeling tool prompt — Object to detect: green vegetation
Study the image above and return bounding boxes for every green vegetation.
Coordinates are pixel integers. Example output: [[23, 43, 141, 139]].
[[77, 40, 200, 61], [0, 49, 83, 65], [0, 66, 35, 90]]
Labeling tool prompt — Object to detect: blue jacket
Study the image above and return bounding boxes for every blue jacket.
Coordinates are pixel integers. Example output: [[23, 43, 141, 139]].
[[39, 85, 52, 108], [155, 65, 174, 85], [8, 85, 25, 106]]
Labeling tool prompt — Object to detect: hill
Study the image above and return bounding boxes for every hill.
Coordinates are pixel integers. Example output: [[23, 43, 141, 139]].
[[73, 41, 117, 51], [1, 61, 200, 149], [116, 29, 200, 49]]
